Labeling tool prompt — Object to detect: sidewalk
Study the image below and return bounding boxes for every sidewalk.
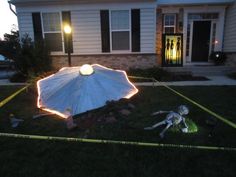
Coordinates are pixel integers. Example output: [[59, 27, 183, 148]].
[[134, 76, 236, 86], [1, 76, 236, 86], [0, 79, 27, 86]]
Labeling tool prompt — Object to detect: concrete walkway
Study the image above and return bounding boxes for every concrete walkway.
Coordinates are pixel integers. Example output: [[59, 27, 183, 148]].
[[135, 76, 236, 86], [1, 76, 236, 86], [0, 79, 27, 86]]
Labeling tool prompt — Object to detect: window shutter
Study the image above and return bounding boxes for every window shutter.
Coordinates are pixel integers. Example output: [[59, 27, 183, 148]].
[[62, 11, 73, 53], [32, 12, 43, 41], [131, 9, 140, 52], [100, 10, 110, 52]]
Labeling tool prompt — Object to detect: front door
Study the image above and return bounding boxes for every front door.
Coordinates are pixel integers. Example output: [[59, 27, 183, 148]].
[[191, 21, 211, 62]]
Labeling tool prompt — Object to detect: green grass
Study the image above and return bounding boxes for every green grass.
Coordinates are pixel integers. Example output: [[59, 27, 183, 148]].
[[0, 85, 236, 177]]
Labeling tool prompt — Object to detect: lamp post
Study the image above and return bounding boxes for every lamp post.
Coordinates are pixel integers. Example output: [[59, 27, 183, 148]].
[[64, 25, 72, 67]]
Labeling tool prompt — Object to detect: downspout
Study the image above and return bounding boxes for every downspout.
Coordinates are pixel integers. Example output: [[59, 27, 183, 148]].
[[8, 1, 17, 16]]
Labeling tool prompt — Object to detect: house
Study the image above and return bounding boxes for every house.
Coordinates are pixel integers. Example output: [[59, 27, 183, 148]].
[[9, 0, 236, 69]]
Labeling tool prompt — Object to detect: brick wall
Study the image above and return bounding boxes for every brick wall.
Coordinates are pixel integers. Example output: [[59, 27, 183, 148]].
[[156, 9, 163, 66], [51, 54, 158, 70]]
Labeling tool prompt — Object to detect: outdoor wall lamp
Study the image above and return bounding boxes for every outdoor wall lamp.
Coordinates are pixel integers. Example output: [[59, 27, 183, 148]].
[[64, 25, 72, 67]]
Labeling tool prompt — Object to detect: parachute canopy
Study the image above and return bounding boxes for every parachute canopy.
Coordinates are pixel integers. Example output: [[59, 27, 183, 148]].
[[37, 64, 138, 118]]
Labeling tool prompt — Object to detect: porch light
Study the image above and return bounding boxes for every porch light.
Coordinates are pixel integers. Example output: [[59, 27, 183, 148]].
[[64, 25, 72, 67], [79, 64, 94, 76], [215, 40, 219, 44], [64, 25, 72, 34]]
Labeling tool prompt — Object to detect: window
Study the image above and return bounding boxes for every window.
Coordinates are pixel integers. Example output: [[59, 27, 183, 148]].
[[163, 14, 176, 34], [110, 10, 130, 51], [42, 12, 63, 51]]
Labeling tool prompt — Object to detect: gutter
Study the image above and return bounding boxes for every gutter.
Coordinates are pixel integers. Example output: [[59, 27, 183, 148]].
[[8, 1, 17, 16]]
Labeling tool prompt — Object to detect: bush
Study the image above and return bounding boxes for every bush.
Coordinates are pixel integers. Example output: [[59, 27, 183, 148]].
[[127, 67, 172, 81], [15, 35, 52, 76], [210, 51, 227, 65]]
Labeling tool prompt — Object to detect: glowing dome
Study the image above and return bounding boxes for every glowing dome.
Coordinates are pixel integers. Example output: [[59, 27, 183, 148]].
[[79, 64, 94, 76]]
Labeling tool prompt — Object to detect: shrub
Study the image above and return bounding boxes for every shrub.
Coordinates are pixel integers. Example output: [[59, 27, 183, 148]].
[[127, 67, 172, 81], [15, 35, 52, 76], [8, 34, 53, 83], [210, 51, 227, 65]]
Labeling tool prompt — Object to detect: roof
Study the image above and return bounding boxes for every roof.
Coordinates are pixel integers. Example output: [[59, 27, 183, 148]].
[[9, 0, 155, 5], [157, 0, 234, 6]]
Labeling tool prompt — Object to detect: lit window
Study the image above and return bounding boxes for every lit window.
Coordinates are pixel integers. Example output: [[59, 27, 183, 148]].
[[111, 10, 130, 51], [42, 12, 62, 51], [163, 14, 176, 34]]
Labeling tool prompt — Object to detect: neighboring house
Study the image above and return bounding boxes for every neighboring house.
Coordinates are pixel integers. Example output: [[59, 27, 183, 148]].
[[9, 0, 235, 69]]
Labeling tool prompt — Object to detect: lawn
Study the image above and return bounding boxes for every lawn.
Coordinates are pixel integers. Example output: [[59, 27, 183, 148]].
[[0, 85, 235, 177]]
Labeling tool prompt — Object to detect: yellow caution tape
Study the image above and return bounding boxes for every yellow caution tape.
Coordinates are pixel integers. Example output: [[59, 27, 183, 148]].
[[0, 132, 235, 151], [0, 77, 235, 150], [128, 76, 236, 129], [0, 85, 30, 108]]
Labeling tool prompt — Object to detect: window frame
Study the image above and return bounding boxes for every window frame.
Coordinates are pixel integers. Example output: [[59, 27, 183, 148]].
[[109, 9, 131, 53], [163, 14, 176, 34], [41, 12, 64, 53]]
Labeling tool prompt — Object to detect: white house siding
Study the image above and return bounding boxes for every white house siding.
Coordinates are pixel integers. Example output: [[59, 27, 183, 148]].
[[72, 8, 156, 54], [15, 2, 156, 55], [17, 12, 34, 41], [71, 10, 101, 54], [140, 8, 156, 53], [224, 1, 236, 52]]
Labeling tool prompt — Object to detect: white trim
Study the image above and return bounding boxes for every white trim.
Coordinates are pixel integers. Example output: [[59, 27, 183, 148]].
[[40, 12, 44, 38], [183, 6, 226, 65], [153, 8, 157, 52], [163, 13, 176, 33], [188, 22, 193, 63], [109, 9, 131, 53], [16, 2, 156, 12], [217, 7, 225, 51], [209, 21, 214, 55], [162, 7, 179, 14], [183, 9, 188, 65], [41, 11, 64, 54]]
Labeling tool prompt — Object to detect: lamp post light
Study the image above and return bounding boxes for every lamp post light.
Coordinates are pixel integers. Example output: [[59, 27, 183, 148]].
[[64, 25, 72, 67]]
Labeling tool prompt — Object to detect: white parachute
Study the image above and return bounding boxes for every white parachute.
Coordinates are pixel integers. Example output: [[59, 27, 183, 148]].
[[37, 64, 138, 118]]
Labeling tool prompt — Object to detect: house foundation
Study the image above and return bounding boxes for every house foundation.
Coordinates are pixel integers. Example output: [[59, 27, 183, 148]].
[[51, 54, 158, 70]]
